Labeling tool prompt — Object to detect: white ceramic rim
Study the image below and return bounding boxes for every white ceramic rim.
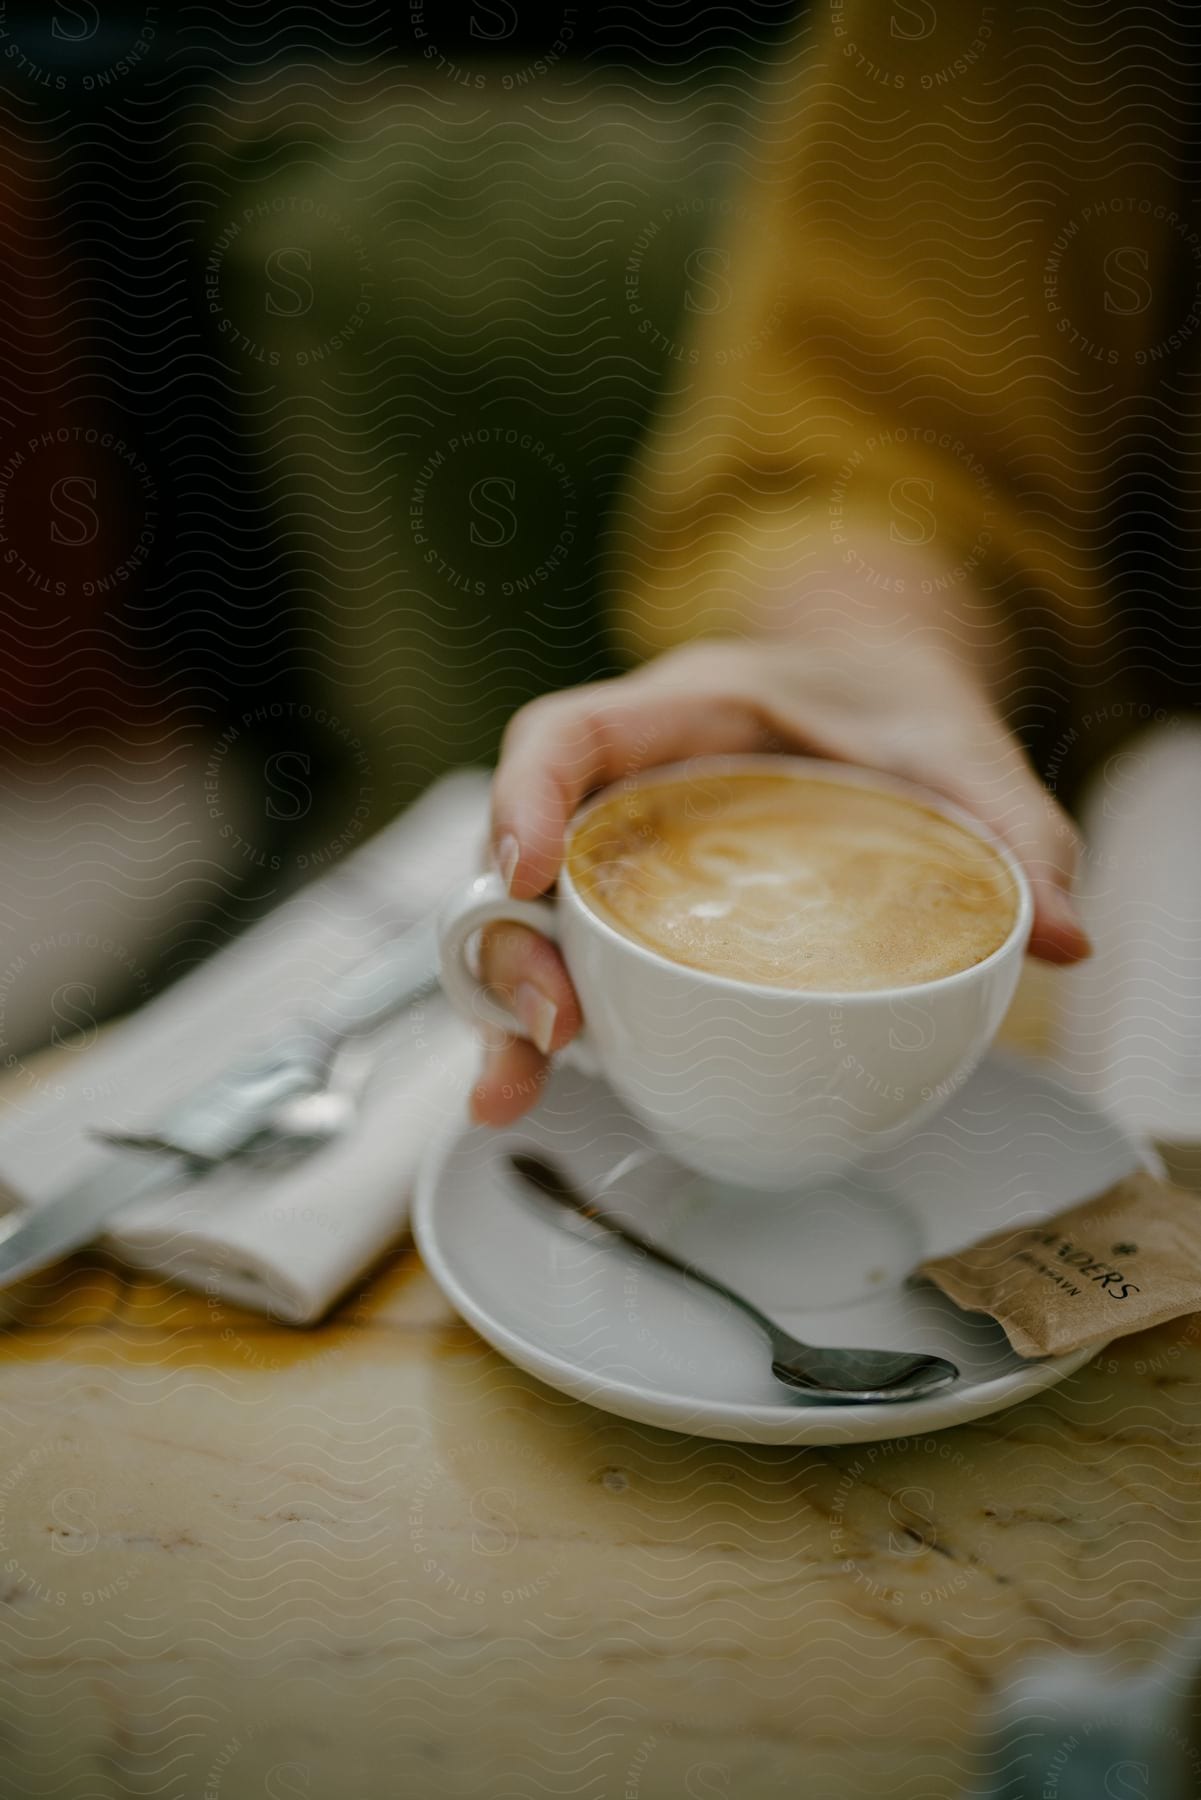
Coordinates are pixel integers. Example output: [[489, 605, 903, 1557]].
[[559, 752, 1035, 1005]]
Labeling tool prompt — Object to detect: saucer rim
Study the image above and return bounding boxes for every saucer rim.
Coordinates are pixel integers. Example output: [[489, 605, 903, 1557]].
[[413, 1051, 1152, 1445]]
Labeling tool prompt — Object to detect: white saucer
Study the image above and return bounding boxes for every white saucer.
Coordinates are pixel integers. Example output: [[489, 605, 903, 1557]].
[[414, 1053, 1151, 1444]]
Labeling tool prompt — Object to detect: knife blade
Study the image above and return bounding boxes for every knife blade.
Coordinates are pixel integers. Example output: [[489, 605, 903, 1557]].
[[0, 1146, 202, 1286]]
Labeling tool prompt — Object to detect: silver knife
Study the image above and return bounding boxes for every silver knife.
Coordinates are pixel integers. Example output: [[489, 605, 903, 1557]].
[[0, 1146, 202, 1286], [0, 914, 441, 1287]]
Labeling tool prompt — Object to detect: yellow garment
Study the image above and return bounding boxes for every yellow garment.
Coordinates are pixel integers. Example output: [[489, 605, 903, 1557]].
[[611, 3, 1196, 707]]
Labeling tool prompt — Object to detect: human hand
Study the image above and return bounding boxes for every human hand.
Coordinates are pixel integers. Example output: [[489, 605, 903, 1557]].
[[472, 636, 1090, 1124]]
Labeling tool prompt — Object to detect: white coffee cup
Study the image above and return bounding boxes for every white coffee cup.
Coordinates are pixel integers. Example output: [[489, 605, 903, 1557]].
[[438, 755, 1033, 1190]]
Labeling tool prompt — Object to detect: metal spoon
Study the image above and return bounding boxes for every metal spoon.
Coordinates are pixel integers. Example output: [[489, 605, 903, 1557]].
[[91, 920, 440, 1170], [93, 1037, 362, 1171], [508, 1152, 959, 1404]]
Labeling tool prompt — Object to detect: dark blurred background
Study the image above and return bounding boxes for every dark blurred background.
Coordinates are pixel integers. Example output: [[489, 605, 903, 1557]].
[[0, 0, 798, 1043], [11, 0, 1195, 1055]]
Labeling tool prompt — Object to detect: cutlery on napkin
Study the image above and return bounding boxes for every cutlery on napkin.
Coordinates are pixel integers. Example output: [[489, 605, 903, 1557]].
[[0, 770, 488, 1323]]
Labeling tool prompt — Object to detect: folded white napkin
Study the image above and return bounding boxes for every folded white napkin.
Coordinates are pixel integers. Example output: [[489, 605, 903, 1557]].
[[0, 771, 488, 1322]]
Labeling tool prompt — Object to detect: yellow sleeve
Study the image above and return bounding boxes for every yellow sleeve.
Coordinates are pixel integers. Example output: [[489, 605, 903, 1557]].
[[609, 4, 1190, 690]]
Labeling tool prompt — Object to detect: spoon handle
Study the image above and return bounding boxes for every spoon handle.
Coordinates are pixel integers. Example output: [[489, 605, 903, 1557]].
[[507, 1154, 796, 1353]]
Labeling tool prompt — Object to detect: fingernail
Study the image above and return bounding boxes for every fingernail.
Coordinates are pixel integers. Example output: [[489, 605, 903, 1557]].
[[1045, 885, 1094, 955], [515, 981, 557, 1056], [495, 833, 520, 894]]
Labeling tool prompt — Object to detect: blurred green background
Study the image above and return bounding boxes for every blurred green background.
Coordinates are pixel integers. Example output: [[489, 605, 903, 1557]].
[[202, 72, 746, 821]]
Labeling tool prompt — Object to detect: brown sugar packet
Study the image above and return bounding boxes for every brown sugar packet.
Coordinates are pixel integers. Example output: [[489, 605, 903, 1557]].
[[917, 1172, 1201, 1358]]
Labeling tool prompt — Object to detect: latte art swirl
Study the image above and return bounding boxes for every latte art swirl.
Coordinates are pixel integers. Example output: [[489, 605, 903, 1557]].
[[567, 773, 1019, 992]]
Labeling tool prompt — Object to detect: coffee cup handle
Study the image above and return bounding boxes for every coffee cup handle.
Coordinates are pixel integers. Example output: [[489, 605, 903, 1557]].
[[437, 872, 600, 1076]]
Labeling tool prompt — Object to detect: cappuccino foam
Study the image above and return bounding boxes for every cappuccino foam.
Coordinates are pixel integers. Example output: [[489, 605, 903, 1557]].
[[568, 772, 1019, 992]]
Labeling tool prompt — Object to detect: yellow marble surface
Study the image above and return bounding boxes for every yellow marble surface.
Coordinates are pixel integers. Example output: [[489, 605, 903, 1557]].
[[1, 969, 1201, 1799]]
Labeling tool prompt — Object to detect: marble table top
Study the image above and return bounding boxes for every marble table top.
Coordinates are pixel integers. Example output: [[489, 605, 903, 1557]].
[[1, 969, 1200, 1799]]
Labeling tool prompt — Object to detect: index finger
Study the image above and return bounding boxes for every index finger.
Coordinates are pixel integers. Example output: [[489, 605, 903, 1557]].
[[490, 676, 768, 899]]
